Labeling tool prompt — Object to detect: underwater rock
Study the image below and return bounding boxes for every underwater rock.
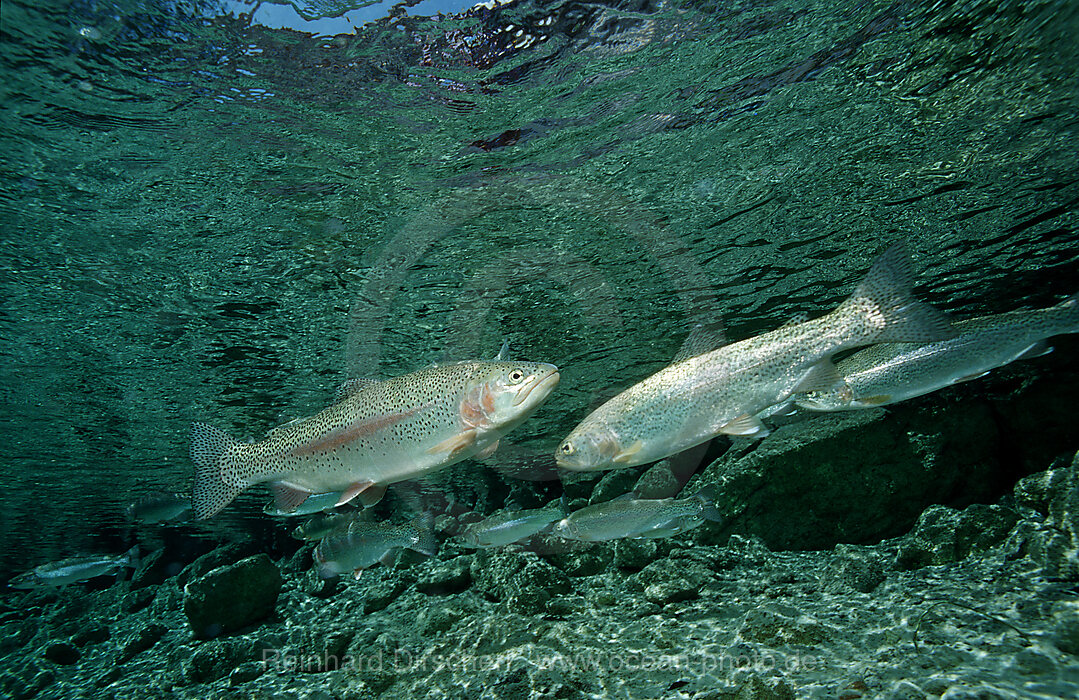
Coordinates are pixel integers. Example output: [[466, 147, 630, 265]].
[[285, 625, 354, 673], [184, 638, 261, 684], [896, 504, 1019, 570], [182, 554, 282, 639], [634, 560, 708, 606], [118, 623, 168, 664], [228, 660, 265, 686], [738, 607, 831, 646], [1010, 457, 1078, 582], [415, 556, 472, 595], [43, 640, 80, 665], [177, 543, 260, 587], [543, 541, 613, 577], [470, 550, 571, 614], [360, 574, 410, 614], [1052, 606, 1079, 656], [881, 680, 928, 700], [712, 534, 775, 570], [130, 548, 186, 590], [613, 538, 662, 571], [633, 459, 681, 499], [122, 587, 156, 614], [693, 404, 1003, 550], [735, 673, 795, 700], [819, 544, 887, 594], [0, 666, 54, 700], [589, 467, 643, 504], [71, 622, 110, 647]]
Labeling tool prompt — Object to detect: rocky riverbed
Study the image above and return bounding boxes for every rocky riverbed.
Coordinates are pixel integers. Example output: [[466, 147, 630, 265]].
[[2, 389, 1077, 700]]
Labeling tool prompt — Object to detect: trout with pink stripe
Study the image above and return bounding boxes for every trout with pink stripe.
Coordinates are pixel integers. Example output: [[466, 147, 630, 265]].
[[191, 358, 560, 519]]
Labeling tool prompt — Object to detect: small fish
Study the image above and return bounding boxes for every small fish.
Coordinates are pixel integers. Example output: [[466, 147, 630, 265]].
[[192, 356, 560, 519], [552, 489, 721, 542], [291, 511, 356, 542], [457, 498, 567, 548], [313, 516, 436, 579], [126, 493, 192, 525], [9, 547, 139, 590], [263, 490, 346, 518], [555, 244, 952, 470], [796, 294, 1079, 411]]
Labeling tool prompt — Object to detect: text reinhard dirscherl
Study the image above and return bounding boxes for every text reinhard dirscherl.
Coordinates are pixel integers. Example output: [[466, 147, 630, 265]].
[[260, 647, 822, 676]]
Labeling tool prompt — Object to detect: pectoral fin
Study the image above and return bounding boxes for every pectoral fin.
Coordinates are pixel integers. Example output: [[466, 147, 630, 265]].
[[426, 429, 477, 458], [858, 394, 892, 406], [720, 414, 769, 437], [612, 440, 644, 464]]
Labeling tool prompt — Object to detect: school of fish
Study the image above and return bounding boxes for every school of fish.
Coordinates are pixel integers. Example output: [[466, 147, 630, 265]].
[[12, 245, 1075, 587]]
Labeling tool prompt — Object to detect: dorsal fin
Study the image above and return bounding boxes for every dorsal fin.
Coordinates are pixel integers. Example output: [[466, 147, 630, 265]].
[[673, 322, 727, 363], [334, 377, 380, 403], [493, 341, 510, 361]]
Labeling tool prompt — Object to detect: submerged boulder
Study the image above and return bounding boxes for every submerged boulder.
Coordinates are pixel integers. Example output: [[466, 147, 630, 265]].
[[182, 554, 282, 639], [692, 404, 1003, 550]]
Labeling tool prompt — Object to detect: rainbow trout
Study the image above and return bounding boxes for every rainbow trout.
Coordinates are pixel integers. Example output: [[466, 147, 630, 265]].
[[552, 489, 721, 541], [457, 498, 567, 548], [192, 359, 560, 519], [9, 547, 139, 589], [313, 516, 436, 579], [555, 244, 952, 470], [796, 294, 1079, 411]]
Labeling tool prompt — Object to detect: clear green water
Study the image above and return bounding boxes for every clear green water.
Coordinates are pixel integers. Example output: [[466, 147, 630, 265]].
[[1, 0, 1077, 574]]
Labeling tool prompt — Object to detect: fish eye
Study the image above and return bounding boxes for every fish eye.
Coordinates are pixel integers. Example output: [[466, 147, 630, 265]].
[[560, 443, 574, 454], [509, 369, 525, 382]]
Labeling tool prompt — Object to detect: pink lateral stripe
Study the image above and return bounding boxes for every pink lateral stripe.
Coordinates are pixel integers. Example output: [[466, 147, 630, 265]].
[[287, 407, 422, 457]]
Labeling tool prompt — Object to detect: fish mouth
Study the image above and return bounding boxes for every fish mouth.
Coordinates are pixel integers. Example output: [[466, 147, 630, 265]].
[[513, 367, 560, 407]]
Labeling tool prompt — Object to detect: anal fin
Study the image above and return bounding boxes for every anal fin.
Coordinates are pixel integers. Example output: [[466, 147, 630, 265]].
[[270, 482, 313, 513]]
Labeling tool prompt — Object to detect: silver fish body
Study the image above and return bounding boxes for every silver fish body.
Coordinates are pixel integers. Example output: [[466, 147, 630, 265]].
[[127, 493, 192, 525], [796, 294, 1079, 411], [556, 245, 952, 470], [552, 490, 721, 542], [193, 360, 560, 519], [9, 547, 139, 589], [291, 511, 356, 542], [458, 499, 566, 548], [263, 490, 346, 518], [313, 517, 436, 579]]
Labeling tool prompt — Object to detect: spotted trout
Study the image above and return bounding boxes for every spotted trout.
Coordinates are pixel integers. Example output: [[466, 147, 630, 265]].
[[796, 293, 1079, 411], [555, 244, 953, 470], [457, 497, 567, 548], [9, 547, 139, 589], [552, 489, 721, 541], [192, 359, 560, 519]]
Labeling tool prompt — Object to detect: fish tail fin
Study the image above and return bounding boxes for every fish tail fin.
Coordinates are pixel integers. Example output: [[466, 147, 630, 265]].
[[409, 513, 438, 557], [691, 485, 724, 523], [840, 243, 954, 344], [123, 545, 140, 570], [191, 422, 246, 520], [1048, 292, 1079, 333]]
